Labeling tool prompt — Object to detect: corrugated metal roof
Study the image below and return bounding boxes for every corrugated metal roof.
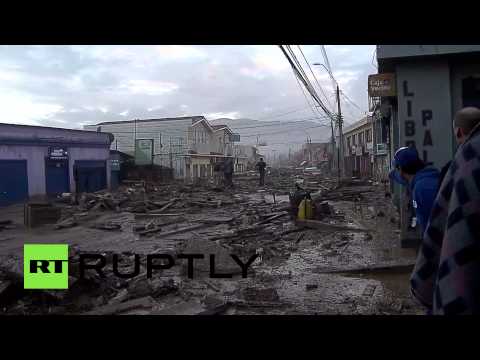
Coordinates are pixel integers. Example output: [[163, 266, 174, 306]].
[[89, 116, 205, 126]]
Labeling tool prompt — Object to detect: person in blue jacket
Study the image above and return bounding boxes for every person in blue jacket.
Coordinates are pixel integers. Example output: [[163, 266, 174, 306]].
[[389, 146, 440, 233]]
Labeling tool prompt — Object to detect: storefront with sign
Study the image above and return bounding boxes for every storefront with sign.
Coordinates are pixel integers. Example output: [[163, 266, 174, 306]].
[[45, 147, 70, 196], [0, 123, 113, 205]]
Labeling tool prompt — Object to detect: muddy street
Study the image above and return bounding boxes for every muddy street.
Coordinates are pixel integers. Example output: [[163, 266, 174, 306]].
[[0, 169, 423, 315]]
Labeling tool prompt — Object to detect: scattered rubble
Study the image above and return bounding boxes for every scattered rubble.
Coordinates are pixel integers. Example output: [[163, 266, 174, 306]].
[[0, 169, 422, 315]]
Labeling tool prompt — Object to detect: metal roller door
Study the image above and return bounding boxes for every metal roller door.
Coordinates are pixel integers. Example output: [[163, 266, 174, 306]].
[[0, 160, 29, 206]]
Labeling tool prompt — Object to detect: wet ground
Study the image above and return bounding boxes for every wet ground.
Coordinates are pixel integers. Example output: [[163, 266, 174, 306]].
[[0, 172, 423, 315]]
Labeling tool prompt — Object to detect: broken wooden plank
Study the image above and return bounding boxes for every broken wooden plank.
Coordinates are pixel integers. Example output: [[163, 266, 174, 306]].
[[155, 223, 212, 238], [84, 296, 155, 315], [89, 223, 122, 231], [136, 226, 162, 236], [134, 213, 184, 218], [149, 198, 178, 214], [254, 211, 289, 226], [313, 262, 415, 275], [54, 217, 77, 230], [195, 217, 234, 225], [296, 219, 370, 233], [151, 300, 207, 315], [295, 232, 306, 244]]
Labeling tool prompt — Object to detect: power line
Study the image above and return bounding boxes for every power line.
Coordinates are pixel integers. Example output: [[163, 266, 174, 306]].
[[294, 73, 322, 119], [320, 45, 337, 102], [98, 115, 333, 135], [279, 45, 335, 121], [255, 106, 312, 120], [340, 91, 365, 115], [241, 122, 331, 138], [297, 45, 333, 111]]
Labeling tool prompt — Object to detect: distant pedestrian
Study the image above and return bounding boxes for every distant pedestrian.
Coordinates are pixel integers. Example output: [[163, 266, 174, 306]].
[[223, 156, 234, 188], [256, 158, 267, 186], [213, 161, 223, 187], [411, 107, 480, 314]]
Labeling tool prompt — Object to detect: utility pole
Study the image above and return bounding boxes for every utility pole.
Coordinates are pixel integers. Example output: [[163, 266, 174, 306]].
[[336, 85, 344, 180], [169, 137, 173, 169]]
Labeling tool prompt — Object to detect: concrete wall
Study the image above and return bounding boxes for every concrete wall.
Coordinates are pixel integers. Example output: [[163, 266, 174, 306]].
[[0, 144, 48, 196], [85, 119, 192, 178], [396, 59, 454, 169], [0, 144, 110, 196], [377, 45, 480, 60]]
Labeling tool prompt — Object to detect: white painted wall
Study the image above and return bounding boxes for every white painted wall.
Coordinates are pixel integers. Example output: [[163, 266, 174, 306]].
[[0, 145, 111, 196]]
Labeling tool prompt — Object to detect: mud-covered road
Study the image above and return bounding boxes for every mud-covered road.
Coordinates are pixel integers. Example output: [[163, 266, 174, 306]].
[[0, 170, 423, 315]]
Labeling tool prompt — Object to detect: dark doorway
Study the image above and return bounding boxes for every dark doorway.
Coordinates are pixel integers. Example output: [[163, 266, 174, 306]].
[[74, 160, 107, 193], [462, 76, 480, 108], [45, 158, 70, 196], [0, 160, 28, 206]]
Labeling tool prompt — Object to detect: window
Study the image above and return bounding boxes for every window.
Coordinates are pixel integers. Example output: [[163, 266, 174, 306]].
[[347, 136, 351, 147]]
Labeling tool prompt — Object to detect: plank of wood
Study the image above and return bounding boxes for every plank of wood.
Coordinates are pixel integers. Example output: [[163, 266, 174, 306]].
[[149, 198, 178, 214], [137, 226, 162, 236], [156, 223, 212, 238], [254, 211, 289, 226], [295, 232, 306, 244], [296, 219, 370, 233], [84, 296, 155, 315], [134, 213, 184, 218]]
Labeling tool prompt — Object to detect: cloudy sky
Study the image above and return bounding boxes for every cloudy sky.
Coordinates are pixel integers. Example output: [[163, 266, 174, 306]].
[[0, 45, 376, 130]]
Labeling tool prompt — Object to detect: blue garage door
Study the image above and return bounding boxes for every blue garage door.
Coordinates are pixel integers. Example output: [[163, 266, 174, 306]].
[[0, 160, 29, 206], [45, 159, 70, 196], [74, 160, 107, 193]]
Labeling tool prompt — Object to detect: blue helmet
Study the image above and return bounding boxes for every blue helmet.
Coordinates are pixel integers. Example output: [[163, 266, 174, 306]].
[[389, 146, 419, 186], [393, 146, 420, 168]]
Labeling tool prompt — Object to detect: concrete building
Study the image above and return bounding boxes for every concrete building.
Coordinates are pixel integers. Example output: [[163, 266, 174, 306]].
[[184, 119, 236, 180], [0, 123, 113, 206], [84, 116, 239, 182], [233, 144, 260, 171], [302, 142, 333, 169], [343, 117, 374, 178], [370, 45, 480, 246], [84, 116, 199, 179]]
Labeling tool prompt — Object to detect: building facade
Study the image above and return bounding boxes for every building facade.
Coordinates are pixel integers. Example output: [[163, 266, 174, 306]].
[[184, 119, 236, 181], [343, 116, 374, 178], [233, 144, 260, 171], [0, 123, 113, 206], [85, 116, 239, 182], [370, 45, 480, 246], [84, 116, 197, 179], [302, 142, 333, 170]]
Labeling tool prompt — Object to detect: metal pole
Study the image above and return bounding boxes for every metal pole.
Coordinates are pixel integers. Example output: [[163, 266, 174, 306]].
[[133, 119, 137, 161], [336, 85, 344, 180]]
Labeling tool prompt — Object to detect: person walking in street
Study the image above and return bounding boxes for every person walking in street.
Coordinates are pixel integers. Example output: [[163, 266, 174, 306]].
[[411, 107, 480, 314], [223, 155, 234, 188], [213, 160, 223, 187], [256, 157, 267, 186]]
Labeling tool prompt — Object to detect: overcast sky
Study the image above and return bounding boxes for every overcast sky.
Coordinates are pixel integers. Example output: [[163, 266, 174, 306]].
[[0, 45, 376, 129]]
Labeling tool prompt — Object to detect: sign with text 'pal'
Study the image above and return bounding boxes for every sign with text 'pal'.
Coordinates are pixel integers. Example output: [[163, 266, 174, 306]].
[[135, 139, 153, 165]]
